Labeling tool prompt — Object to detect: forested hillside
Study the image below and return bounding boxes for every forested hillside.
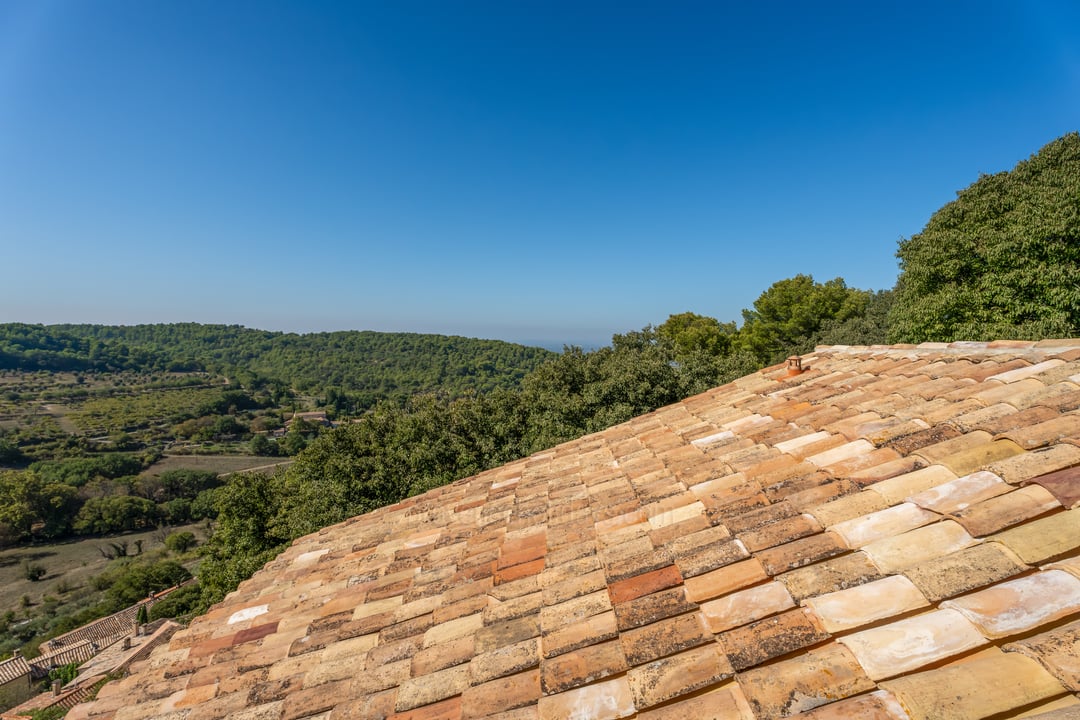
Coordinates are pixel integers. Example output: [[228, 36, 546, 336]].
[[0, 324, 555, 409]]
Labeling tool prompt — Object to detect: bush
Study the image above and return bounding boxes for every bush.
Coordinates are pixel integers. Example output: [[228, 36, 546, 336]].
[[147, 582, 202, 621], [24, 561, 46, 581], [164, 531, 197, 554], [106, 559, 191, 608]]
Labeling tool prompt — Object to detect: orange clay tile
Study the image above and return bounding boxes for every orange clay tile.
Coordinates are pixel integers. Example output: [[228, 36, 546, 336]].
[[879, 650, 1068, 720], [901, 541, 1028, 602], [837, 608, 988, 680], [807, 491, 890, 527], [626, 643, 734, 709], [65, 341, 1080, 720], [776, 550, 884, 602], [990, 508, 1080, 564], [803, 575, 929, 633], [735, 643, 875, 717], [720, 608, 830, 671], [953, 484, 1061, 536], [865, 464, 959, 505], [700, 581, 795, 633], [861, 520, 977, 573], [941, 569, 1080, 639], [830, 502, 938, 548], [539, 638, 628, 694], [536, 675, 635, 720], [1004, 619, 1080, 691], [987, 443, 1080, 484], [905, 469, 1011, 514], [787, 689, 909, 719], [1027, 465, 1080, 508]]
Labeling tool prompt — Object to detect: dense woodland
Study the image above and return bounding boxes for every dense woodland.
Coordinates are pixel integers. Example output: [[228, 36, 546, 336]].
[[1, 132, 1077, 655], [0, 325, 555, 410]]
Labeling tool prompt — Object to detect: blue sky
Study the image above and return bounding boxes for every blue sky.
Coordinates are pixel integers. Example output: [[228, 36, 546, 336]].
[[1, 1, 1078, 348]]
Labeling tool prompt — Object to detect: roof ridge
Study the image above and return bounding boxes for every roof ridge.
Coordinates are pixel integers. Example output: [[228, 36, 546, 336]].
[[813, 339, 1080, 357]]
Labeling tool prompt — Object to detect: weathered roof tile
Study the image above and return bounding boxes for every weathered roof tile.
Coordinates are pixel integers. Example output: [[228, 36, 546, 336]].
[[1004, 619, 1080, 692], [803, 575, 929, 633], [902, 541, 1029, 602], [838, 609, 988, 680], [879, 650, 1068, 720], [735, 643, 875, 718], [941, 569, 1080, 639], [861, 520, 978, 573], [991, 509, 1080, 564], [626, 644, 733, 709], [67, 341, 1080, 720]]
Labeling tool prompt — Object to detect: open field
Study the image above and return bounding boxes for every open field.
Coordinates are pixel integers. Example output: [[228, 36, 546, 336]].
[[143, 454, 292, 477], [0, 521, 208, 615]]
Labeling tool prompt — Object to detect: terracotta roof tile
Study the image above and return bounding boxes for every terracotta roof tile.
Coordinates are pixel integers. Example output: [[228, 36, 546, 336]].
[[720, 608, 831, 671], [803, 575, 929, 633], [830, 502, 937, 548], [1028, 465, 1080, 508], [626, 643, 734, 709], [539, 639, 627, 694], [1005, 619, 1080, 692], [902, 541, 1029, 602], [905, 469, 1011, 514], [68, 341, 1080, 720], [941, 569, 1080, 638], [861, 520, 977, 573], [736, 643, 874, 717], [879, 650, 1068, 720], [865, 464, 958, 505], [777, 551, 885, 602], [786, 689, 909, 719], [838, 608, 989, 680], [986, 444, 1080, 484], [700, 581, 795, 633], [633, 681, 754, 720], [536, 675, 634, 720], [991, 508, 1080, 563], [953, 484, 1061, 536]]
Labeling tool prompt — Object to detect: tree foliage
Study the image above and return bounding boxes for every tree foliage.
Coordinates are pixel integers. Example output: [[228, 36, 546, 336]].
[[738, 275, 872, 362], [890, 132, 1080, 342], [0, 324, 555, 410]]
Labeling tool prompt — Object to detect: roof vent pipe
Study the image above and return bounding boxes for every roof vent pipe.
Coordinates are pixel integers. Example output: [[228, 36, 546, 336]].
[[786, 356, 805, 376]]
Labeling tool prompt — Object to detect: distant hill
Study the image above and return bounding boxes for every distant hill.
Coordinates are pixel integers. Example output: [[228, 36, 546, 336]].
[[0, 323, 555, 408]]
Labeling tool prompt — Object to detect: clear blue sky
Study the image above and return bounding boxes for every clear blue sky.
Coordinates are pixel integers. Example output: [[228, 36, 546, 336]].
[[1, 1, 1078, 348]]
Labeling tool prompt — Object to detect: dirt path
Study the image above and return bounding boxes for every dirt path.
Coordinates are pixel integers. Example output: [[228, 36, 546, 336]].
[[217, 459, 294, 478]]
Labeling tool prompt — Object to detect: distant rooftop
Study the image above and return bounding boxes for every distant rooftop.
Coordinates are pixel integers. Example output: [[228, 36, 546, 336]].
[[70, 340, 1080, 719]]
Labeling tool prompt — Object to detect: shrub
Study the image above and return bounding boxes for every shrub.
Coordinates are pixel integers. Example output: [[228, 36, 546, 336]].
[[147, 582, 202, 621], [164, 531, 197, 554], [24, 561, 46, 581]]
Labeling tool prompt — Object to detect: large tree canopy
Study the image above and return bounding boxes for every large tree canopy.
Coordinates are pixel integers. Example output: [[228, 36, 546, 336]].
[[737, 275, 872, 362], [890, 132, 1080, 342]]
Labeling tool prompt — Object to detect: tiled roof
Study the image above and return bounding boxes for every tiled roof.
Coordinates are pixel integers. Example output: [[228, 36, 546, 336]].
[[30, 640, 98, 679], [0, 654, 30, 686], [69, 341, 1080, 720]]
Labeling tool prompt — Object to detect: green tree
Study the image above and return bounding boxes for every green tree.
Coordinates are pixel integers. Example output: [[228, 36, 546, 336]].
[[657, 312, 737, 358], [164, 530, 197, 554], [73, 495, 160, 534], [249, 433, 278, 457], [737, 275, 871, 362], [0, 470, 80, 540], [197, 472, 288, 609], [890, 132, 1080, 342]]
